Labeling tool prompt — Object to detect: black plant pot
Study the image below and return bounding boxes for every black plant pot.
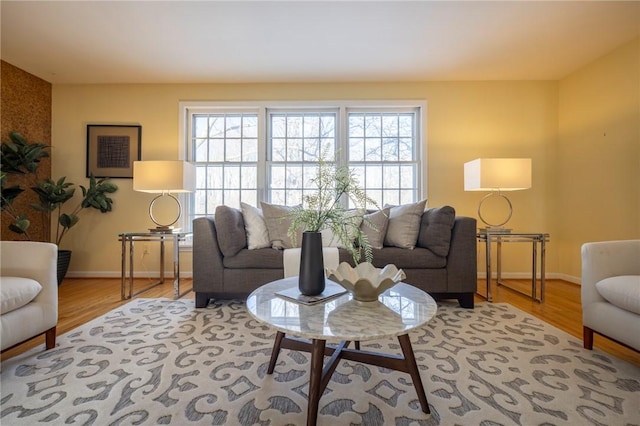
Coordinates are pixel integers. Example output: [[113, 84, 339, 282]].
[[57, 249, 72, 286], [298, 231, 325, 296]]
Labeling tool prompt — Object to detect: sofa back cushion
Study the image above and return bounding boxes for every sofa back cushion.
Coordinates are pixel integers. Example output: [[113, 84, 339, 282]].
[[215, 205, 247, 257], [1, 277, 42, 314], [417, 206, 456, 257]]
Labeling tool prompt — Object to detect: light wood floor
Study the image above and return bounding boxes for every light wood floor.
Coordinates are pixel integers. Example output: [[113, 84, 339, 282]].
[[2, 277, 639, 367]]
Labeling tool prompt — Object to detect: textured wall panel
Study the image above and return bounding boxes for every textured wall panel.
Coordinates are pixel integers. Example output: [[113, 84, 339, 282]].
[[1, 61, 52, 242]]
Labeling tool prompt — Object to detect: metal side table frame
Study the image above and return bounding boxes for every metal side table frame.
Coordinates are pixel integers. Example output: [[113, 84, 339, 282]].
[[477, 232, 550, 303], [119, 231, 192, 300]]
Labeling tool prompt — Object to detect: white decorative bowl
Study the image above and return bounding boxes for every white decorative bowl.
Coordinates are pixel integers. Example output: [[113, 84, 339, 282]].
[[326, 262, 406, 302]]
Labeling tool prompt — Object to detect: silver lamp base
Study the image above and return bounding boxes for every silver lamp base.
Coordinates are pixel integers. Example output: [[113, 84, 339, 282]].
[[478, 192, 513, 233]]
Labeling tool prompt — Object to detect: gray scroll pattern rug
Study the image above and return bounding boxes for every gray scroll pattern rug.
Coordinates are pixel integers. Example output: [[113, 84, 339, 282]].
[[1, 298, 638, 425]]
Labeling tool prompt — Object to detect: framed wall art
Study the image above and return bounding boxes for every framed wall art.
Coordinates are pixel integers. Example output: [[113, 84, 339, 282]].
[[86, 124, 141, 178]]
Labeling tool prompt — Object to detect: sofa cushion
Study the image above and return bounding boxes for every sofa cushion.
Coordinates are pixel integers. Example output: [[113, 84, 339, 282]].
[[261, 202, 301, 249], [215, 205, 247, 257], [417, 206, 456, 257], [1, 277, 42, 315], [368, 247, 446, 269], [383, 200, 427, 249], [360, 208, 390, 249], [596, 275, 640, 315], [241, 202, 271, 250], [223, 248, 284, 269]]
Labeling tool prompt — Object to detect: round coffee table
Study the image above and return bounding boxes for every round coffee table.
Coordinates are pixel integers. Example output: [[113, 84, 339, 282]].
[[246, 276, 438, 426]]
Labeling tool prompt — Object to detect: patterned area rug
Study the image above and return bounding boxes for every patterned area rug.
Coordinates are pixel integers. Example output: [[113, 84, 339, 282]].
[[1, 298, 638, 425]]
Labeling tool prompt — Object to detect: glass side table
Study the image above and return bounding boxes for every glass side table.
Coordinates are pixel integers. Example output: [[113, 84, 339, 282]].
[[119, 231, 192, 300], [477, 232, 550, 303]]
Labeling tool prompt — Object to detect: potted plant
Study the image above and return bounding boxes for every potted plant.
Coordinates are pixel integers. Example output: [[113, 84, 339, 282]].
[[287, 154, 380, 295], [1, 132, 118, 284]]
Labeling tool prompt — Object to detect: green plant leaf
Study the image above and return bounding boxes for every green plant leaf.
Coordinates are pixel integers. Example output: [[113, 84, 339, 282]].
[[8, 216, 30, 234], [1, 132, 49, 175], [59, 213, 79, 229]]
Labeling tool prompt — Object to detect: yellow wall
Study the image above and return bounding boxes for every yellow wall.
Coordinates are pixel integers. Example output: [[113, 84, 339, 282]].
[[557, 38, 640, 278], [53, 81, 557, 277], [51, 38, 638, 280]]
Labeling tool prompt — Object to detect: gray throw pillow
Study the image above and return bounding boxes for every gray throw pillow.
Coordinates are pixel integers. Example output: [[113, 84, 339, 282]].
[[417, 206, 456, 257], [214, 205, 247, 257], [360, 208, 390, 249], [383, 200, 427, 249], [260, 202, 301, 249]]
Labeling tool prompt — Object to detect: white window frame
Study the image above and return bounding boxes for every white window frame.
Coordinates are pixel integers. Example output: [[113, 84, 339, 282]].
[[178, 100, 427, 241]]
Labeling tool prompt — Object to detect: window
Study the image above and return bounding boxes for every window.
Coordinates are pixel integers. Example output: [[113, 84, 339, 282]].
[[182, 102, 424, 232], [189, 111, 259, 217], [347, 109, 419, 207], [268, 110, 337, 205]]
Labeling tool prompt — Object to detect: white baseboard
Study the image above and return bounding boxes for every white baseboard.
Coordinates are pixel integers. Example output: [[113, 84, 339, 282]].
[[69, 270, 578, 284], [476, 271, 580, 284], [67, 271, 194, 279]]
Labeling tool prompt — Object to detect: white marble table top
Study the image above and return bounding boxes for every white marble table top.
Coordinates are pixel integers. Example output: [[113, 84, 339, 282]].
[[246, 276, 438, 342]]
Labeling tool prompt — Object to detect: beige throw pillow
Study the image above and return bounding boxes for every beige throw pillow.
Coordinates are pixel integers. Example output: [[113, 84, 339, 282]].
[[383, 200, 427, 249], [360, 208, 391, 249], [260, 202, 302, 249]]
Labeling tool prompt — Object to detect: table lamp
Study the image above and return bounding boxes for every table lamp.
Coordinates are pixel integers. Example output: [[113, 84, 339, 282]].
[[464, 158, 531, 233], [133, 160, 196, 233]]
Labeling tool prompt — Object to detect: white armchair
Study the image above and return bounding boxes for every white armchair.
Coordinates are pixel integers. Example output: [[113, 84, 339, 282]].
[[581, 240, 640, 352], [1, 241, 58, 352]]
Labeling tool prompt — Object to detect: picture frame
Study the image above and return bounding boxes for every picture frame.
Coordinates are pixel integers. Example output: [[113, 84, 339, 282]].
[[86, 124, 141, 178]]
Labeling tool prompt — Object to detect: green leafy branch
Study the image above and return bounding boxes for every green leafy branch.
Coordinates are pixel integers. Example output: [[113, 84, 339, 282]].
[[288, 152, 380, 264]]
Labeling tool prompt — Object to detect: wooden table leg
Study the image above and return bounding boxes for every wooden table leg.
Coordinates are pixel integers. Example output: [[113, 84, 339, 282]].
[[398, 334, 430, 414], [307, 338, 326, 426], [267, 331, 285, 374]]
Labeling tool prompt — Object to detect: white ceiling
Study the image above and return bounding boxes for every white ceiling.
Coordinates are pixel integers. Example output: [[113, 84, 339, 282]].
[[1, 1, 639, 84]]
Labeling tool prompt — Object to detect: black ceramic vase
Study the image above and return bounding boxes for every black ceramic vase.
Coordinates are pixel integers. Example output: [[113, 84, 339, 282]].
[[298, 231, 325, 296]]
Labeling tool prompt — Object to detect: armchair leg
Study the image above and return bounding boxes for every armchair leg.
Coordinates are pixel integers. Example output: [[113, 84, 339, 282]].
[[583, 326, 594, 350], [45, 326, 56, 350]]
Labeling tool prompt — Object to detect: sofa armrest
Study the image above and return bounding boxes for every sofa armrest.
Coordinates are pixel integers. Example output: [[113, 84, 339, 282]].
[[193, 217, 225, 293], [581, 240, 640, 305], [445, 216, 477, 291], [0, 241, 58, 321]]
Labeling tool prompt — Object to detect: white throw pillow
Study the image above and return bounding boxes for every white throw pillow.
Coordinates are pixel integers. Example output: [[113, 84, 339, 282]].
[[0, 277, 43, 314], [383, 200, 427, 249], [596, 275, 640, 315], [240, 202, 271, 250]]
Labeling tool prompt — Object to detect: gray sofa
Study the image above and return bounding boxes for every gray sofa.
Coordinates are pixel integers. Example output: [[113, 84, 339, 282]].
[[193, 206, 477, 308]]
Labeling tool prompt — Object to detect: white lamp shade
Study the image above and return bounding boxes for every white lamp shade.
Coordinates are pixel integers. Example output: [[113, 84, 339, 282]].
[[464, 158, 532, 191], [133, 161, 196, 193]]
